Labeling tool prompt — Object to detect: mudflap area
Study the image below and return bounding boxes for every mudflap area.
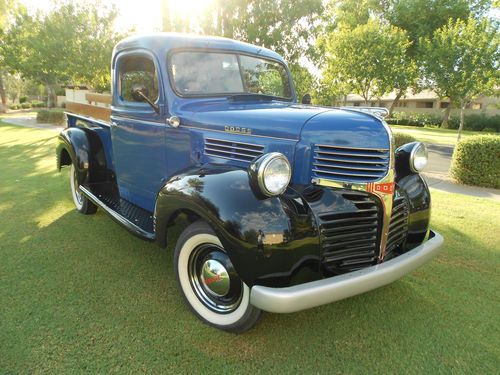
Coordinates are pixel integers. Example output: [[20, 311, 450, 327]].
[[80, 182, 155, 240]]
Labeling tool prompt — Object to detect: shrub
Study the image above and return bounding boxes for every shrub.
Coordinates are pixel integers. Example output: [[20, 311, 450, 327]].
[[387, 112, 441, 127], [36, 110, 50, 123], [393, 132, 418, 148], [37, 109, 65, 124], [48, 109, 66, 125], [31, 100, 45, 108], [21, 102, 32, 109], [8, 104, 19, 110], [446, 114, 500, 132], [19, 96, 28, 104], [450, 135, 500, 189]]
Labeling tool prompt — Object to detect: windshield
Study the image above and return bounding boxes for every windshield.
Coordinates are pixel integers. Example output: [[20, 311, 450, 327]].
[[169, 51, 293, 100]]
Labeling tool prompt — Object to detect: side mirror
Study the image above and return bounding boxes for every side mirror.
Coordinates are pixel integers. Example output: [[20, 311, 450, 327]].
[[301, 93, 312, 105], [130, 83, 159, 114], [131, 84, 149, 102]]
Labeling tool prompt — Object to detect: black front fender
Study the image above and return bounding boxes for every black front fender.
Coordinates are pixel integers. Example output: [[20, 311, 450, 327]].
[[155, 165, 320, 287]]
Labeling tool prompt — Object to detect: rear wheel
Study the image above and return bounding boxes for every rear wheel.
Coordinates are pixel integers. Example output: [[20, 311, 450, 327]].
[[70, 164, 97, 215], [174, 221, 262, 333]]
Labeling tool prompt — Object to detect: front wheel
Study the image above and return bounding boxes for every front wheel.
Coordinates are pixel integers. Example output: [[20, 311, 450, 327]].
[[174, 221, 262, 333], [70, 164, 97, 215]]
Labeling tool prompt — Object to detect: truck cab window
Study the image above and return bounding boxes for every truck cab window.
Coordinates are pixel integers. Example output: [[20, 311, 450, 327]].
[[119, 55, 158, 103]]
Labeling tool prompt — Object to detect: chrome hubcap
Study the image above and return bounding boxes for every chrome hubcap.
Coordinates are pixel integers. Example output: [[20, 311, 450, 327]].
[[200, 259, 230, 297], [188, 244, 243, 313]]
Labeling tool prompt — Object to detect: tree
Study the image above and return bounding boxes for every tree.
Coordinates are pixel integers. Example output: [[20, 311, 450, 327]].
[[420, 17, 499, 138], [289, 64, 315, 101], [321, 0, 494, 115], [321, 20, 413, 105], [0, 0, 18, 112], [2, 2, 124, 107], [198, 0, 323, 64]]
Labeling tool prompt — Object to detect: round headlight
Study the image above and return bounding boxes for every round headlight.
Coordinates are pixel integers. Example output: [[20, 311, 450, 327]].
[[256, 153, 291, 196], [410, 142, 428, 173]]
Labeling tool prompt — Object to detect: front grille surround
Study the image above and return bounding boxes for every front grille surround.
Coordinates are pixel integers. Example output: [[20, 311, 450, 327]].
[[204, 138, 264, 163], [312, 144, 390, 183]]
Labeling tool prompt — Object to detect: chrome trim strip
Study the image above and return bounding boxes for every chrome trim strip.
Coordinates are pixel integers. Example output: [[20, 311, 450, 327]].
[[205, 142, 264, 154], [204, 147, 261, 158], [315, 157, 386, 165], [315, 150, 389, 158], [182, 125, 297, 141], [250, 231, 443, 313], [110, 115, 165, 126], [316, 144, 389, 152], [313, 163, 387, 172], [312, 169, 382, 178], [205, 137, 265, 149], [64, 112, 111, 128]]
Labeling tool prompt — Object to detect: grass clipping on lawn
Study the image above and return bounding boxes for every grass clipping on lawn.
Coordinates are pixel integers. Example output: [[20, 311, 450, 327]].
[[0, 121, 499, 374]]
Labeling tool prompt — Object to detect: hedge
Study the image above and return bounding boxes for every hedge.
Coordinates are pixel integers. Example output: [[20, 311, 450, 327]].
[[387, 112, 500, 132], [450, 135, 500, 189], [446, 114, 500, 132], [31, 100, 45, 108], [393, 132, 417, 149], [37, 109, 66, 125]]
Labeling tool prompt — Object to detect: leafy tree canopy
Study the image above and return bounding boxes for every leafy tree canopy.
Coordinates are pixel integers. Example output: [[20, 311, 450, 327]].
[[420, 17, 499, 103], [321, 20, 413, 103], [1, 1, 125, 93]]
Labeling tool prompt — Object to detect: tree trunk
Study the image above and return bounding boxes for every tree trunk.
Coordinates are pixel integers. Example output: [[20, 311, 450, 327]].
[[441, 100, 453, 128], [388, 90, 404, 118], [457, 100, 466, 143], [0, 73, 6, 113], [46, 84, 56, 108]]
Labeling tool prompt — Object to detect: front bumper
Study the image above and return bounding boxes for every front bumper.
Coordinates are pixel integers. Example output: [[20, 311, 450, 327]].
[[250, 230, 443, 313]]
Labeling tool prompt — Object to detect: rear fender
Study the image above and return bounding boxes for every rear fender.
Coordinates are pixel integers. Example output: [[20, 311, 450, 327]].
[[56, 127, 107, 184], [155, 165, 320, 287]]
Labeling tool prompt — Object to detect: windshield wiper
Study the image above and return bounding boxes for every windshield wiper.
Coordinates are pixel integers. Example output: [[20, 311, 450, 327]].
[[228, 93, 279, 102]]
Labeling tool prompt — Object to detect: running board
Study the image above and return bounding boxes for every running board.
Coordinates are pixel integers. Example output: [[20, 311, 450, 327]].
[[79, 185, 155, 241]]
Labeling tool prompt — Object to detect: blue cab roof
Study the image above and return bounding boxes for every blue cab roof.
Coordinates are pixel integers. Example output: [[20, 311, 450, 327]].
[[114, 33, 285, 63]]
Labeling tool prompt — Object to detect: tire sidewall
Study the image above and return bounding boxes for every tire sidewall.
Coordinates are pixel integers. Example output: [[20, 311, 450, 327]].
[[70, 164, 84, 211]]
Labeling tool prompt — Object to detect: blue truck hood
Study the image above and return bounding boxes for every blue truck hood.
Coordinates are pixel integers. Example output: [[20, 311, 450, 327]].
[[178, 100, 329, 140], [177, 100, 388, 148]]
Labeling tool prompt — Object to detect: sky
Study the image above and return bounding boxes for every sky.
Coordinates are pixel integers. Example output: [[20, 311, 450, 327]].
[[19, 0, 215, 33]]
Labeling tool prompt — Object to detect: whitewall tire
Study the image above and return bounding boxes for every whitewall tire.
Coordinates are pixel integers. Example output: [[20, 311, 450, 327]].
[[70, 164, 97, 215], [174, 221, 262, 333]]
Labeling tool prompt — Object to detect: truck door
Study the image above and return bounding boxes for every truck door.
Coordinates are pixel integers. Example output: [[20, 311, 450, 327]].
[[111, 50, 167, 212]]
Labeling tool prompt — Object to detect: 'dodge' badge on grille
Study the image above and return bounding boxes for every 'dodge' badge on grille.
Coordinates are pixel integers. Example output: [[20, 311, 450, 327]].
[[367, 182, 395, 195]]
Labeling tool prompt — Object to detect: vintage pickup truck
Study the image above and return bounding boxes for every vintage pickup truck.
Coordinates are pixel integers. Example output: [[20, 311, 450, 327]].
[[56, 33, 443, 332]]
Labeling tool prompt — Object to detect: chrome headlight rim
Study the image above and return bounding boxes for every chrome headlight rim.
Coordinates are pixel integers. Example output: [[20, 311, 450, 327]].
[[409, 142, 428, 173], [255, 152, 291, 197]]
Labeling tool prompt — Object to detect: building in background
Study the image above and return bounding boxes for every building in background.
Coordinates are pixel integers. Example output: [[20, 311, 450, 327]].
[[343, 90, 499, 117]]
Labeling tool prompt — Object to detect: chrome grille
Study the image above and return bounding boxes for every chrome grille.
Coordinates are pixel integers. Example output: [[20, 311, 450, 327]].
[[385, 192, 410, 258], [204, 138, 264, 162], [319, 191, 380, 274], [312, 144, 390, 182]]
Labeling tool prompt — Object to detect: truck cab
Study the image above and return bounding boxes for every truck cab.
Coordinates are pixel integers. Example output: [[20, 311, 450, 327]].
[[57, 33, 443, 332]]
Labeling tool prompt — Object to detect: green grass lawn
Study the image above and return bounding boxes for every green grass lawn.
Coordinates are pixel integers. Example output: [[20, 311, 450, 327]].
[[1, 122, 499, 373], [389, 125, 495, 145]]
